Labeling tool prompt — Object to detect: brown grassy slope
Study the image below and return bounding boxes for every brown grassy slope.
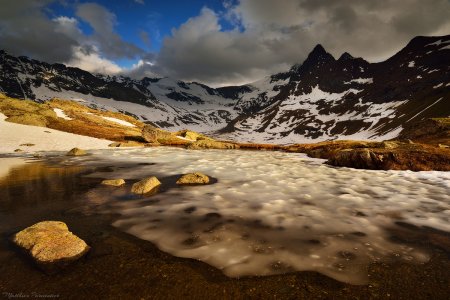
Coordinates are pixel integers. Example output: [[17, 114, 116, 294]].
[[0, 95, 145, 143]]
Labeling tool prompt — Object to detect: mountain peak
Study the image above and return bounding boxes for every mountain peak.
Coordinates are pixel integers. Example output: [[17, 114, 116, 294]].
[[338, 52, 354, 61], [310, 44, 327, 56], [299, 44, 335, 70]]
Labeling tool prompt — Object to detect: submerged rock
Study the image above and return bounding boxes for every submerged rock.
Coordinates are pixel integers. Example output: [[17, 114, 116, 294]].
[[131, 176, 161, 194], [66, 147, 87, 156], [176, 172, 210, 185], [101, 179, 125, 186], [13, 221, 89, 272]]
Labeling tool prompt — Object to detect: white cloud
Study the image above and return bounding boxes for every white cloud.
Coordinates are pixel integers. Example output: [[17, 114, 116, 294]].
[[67, 46, 123, 74]]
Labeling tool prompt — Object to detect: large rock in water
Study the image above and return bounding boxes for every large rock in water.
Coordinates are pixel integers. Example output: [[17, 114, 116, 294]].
[[13, 221, 89, 272], [142, 124, 173, 143], [131, 176, 161, 194], [176, 172, 210, 185]]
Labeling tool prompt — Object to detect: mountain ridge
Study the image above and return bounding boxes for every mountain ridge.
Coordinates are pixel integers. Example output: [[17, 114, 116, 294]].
[[0, 35, 449, 144]]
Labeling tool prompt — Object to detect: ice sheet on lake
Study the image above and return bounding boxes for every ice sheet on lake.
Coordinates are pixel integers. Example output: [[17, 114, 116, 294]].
[[78, 147, 449, 284]]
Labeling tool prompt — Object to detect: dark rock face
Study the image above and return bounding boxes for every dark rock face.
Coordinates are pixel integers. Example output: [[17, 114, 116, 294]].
[[0, 34, 449, 143], [398, 118, 450, 144]]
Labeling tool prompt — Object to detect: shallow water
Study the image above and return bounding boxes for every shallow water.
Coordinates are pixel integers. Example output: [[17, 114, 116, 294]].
[[47, 147, 450, 285]]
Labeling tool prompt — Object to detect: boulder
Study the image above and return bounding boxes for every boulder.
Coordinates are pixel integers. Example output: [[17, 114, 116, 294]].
[[13, 221, 89, 272], [66, 147, 87, 156], [327, 149, 385, 169], [142, 124, 173, 143], [186, 140, 239, 150], [176, 172, 210, 185], [101, 179, 125, 186], [131, 176, 161, 194]]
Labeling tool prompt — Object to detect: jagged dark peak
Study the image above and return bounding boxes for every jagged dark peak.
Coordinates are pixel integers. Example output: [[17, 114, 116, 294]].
[[311, 44, 326, 54], [338, 52, 354, 61], [303, 44, 335, 65]]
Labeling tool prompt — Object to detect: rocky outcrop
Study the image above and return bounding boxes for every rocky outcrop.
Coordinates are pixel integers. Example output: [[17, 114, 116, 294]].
[[13, 221, 89, 272], [131, 176, 161, 194], [186, 140, 239, 150], [326, 145, 450, 171], [108, 141, 143, 147], [176, 172, 210, 185], [142, 124, 173, 143], [66, 147, 87, 156], [101, 179, 125, 186], [398, 118, 450, 145], [327, 149, 385, 169]]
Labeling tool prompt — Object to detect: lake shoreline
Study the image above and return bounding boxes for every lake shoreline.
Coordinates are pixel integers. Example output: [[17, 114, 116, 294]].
[[0, 154, 449, 299]]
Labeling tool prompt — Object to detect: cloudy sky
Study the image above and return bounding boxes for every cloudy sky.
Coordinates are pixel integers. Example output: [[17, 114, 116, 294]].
[[1, 0, 449, 86]]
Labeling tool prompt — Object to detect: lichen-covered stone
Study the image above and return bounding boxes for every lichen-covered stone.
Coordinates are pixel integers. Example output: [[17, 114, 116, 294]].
[[66, 147, 87, 156], [131, 176, 161, 194], [176, 172, 210, 185], [186, 140, 239, 150], [142, 124, 173, 143], [101, 179, 125, 186], [13, 221, 89, 272]]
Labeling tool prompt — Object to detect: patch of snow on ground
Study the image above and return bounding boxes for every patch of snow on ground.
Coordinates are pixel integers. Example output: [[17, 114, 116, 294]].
[[100, 116, 135, 127], [0, 113, 112, 153], [408, 61, 415, 67], [433, 83, 444, 89], [344, 78, 373, 84], [53, 108, 72, 120]]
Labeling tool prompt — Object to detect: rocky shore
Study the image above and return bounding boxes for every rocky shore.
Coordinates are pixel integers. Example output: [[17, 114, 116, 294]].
[[0, 94, 449, 171]]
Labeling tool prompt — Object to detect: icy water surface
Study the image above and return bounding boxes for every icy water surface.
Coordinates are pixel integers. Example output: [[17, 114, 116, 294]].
[[59, 147, 450, 285]]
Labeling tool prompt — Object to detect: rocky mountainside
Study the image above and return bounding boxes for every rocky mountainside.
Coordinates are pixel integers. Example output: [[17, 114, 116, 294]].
[[0, 35, 449, 143]]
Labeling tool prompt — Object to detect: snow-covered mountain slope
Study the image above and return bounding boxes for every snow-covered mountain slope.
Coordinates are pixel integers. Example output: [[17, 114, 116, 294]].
[[0, 35, 449, 143]]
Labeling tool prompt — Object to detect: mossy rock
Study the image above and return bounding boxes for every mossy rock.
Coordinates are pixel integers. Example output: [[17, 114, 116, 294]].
[[186, 140, 239, 150], [66, 148, 87, 156], [176, 172, 210, 185], [101, 179, 126, 186], [13, 221, 90, 273], [131, 176, 161, 194]]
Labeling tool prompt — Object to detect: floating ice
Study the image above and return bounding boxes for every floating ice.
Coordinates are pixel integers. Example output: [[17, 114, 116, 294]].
[[79, 147, 449, 284]]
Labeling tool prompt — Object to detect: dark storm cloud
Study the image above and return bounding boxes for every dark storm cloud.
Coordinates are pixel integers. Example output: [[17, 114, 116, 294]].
[[0, 0, 449, 85], [151, 0, 450, 86], [0, 0, 144, 73], [0, 0, 79, 62]]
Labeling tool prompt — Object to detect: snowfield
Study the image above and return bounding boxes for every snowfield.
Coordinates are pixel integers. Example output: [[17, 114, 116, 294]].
[[0, 113, 112, 153]]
